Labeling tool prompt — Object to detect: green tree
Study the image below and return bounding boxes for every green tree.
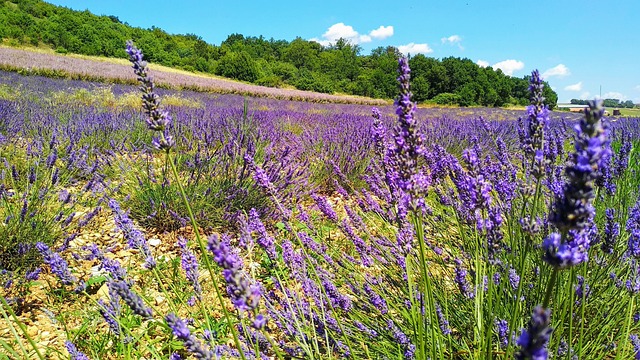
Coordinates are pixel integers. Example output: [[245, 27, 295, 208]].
[[216, 51, 259, 82]]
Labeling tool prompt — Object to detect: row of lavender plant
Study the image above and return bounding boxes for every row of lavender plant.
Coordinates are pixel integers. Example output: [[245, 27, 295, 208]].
[[1, 41, 640, 359]]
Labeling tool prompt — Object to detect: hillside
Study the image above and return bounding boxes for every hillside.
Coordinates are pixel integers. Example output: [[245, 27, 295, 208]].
[[0, 0, 558, 107], [0, 46, 387, 104]]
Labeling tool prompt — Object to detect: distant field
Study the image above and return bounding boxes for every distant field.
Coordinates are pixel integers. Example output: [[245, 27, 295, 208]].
[[615, 107, 640, 116], [0, 45, 387, 105]]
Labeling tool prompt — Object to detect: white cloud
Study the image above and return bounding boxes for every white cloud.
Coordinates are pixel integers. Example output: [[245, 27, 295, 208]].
[[397, 43, 433, 55], [580, 91, 591, 99], [311, 23, 395, 46], [541, 64, 570, 79], [564, 81, 582, 92], [441, 35, 462, 44], [601, 91, 628, 100], [493, 59, 525, 76], [441, 35, 463, 50], [369, 25, 394, 40], [635, 85, 640, 91], [476, 60, 489, 68]]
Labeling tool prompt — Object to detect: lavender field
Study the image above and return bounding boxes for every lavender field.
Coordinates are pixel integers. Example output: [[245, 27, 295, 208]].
[[1, 46, 640, 360]]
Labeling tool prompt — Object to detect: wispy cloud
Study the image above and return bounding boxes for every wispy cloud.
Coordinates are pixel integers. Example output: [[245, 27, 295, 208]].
[[601, 91, 628, 100], [542, 64, 570, 79], [441, 34, 463, 49], [580, 91, 591, 99], [564, 81, 582, 92], [397, 43, 433, 55], [310, 23, 394, 46], [493, 59, 525, 76]]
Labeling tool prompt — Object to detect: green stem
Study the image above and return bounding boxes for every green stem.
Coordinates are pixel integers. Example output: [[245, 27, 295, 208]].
[[165, 149, 247, 360], [413, 213, 438, 360], [543, 269, 559, 309], [0, 296, 45, 360]]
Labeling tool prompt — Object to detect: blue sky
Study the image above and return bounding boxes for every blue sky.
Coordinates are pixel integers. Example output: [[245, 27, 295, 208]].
[[47, 0, 640, 103]]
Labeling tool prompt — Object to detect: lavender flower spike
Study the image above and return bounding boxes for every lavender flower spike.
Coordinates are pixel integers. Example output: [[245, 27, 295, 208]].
[[109, 280, 153, 319], [65, 341, 90, 360], [178, 236, 202, 299], [125, 40, 174, 151], [108, 199, 156, 269], [516, 306, 553, 360], [392, 57, 422, 193], [543, 99, 610, 269], [207, 235, 261, 310], [166, 313, 213, 360], [523, 69, 549, 155], [35, 242, 77, 285]]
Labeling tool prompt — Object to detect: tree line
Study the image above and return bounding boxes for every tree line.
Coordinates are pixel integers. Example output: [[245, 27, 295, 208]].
[[0, 0, 558, 108], [570, 98, 636, 109]]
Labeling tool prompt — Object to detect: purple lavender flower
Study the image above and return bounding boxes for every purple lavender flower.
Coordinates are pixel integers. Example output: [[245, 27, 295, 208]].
[[207, 234, 263, 320], [627, 200, 640, 258], [614, 134, 632, 177], [252, 314, 267, 330], [363, 283, 388, 314], [354, 320, 378, 338], [78, 206, 101, 228], [248, 209, 277, 260], [109, 280, 153, 319], [25, 267, 41, 281], [631, 334, 640, 360], [35, 242, 77, 285], [435, 303, 451, 335], [495, 319, 510, 349], [387, 320, 416, 359], [177, 237, 202, 299], [371, 107, 387, 161], [392, 57, 422, 195], [97, 299, 121, 336], [601, 208, 620, 254], [65, 341, 90, 360], [575, 275, 591, 305], [454, 258, 474, 298], [545, 100, 611, 269], [166, 313, 213, 360], [169, 353, 182, 360], [125, 41, 174, 151], [543, 230, 590, 269], [311, 193, 338, 222], [516, 306, 553, 360], [109, 199, 156, 269], [520, 70, 549, 157], [509, 268, 520, 291], [493, 272, 501, 285]]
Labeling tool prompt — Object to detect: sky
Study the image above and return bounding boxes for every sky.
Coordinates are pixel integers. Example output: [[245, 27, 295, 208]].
[[47, 0, 640, 103]]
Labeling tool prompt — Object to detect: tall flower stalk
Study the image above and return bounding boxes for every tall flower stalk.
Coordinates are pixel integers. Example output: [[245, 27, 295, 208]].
[[517, 100, 611, 359], [125, 40, 247, 360]]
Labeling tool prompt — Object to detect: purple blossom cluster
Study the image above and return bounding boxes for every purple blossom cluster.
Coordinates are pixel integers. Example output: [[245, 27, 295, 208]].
[[166, 313, 213, 360], [126, 41, 174, 151], [35, 242, 78, 286], [108, 199, 156, 269], [544, 100, 611, 269], [207, 234, 265, 329], [177, 236, 202, 300]]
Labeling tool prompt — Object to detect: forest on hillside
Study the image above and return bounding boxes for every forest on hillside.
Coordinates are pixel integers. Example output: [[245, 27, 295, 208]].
[[0, 0, 558, 107]]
